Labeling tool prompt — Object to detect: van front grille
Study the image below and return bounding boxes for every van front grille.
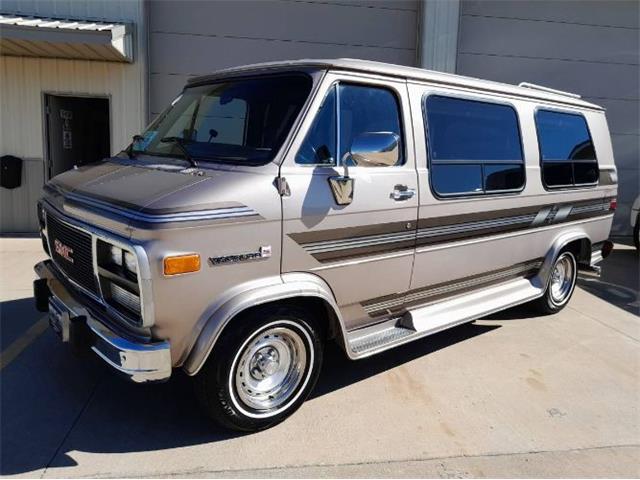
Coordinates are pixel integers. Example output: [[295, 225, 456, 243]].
[[46, 213, 98, 295]]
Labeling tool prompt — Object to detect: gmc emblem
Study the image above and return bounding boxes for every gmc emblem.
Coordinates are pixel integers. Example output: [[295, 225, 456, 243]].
[[54, 239, 74, 264]]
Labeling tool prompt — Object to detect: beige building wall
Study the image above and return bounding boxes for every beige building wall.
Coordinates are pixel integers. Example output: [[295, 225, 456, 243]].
[[0, 0, 146, 233]]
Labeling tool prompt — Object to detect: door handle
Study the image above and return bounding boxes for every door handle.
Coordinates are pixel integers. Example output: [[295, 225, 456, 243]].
[[391, 185, 415, 201]]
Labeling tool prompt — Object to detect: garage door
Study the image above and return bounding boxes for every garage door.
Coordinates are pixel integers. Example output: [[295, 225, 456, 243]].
[[456, 0, 639, 235], [149, 0, 419, 118]]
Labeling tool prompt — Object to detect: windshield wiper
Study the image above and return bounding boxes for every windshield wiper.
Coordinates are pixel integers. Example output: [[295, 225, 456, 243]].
[[160, 137, 198, 168]]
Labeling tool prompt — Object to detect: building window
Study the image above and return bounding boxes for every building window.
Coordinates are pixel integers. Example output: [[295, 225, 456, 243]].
[[296, 83, 404, 166], [535, 110, 598, 187], [424, 95, 524, 197]]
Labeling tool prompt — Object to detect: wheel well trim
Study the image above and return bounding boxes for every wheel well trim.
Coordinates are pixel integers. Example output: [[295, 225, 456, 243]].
[[182, 273, 346, 376], [538, 230, 591, 287]]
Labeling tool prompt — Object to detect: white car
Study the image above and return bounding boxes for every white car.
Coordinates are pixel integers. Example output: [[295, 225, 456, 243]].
[[632, 195, 640, 250]]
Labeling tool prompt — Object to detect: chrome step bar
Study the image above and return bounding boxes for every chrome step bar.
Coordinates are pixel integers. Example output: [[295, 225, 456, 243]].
[[346, 276, 545, 359], [349, 321, 413, 355]]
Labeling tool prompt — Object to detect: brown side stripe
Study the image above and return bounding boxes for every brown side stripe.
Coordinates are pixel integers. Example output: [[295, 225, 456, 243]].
[[361, 259, 543, 318], [291, 198, 613, 263], [289, 219, 412, 245]]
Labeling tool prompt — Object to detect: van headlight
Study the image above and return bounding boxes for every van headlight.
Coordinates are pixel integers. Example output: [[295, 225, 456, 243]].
[[97, 239, 143, 325], [123, 250, 138, 275], [109, 245, 124, 267], [108, 245, 138, 276]]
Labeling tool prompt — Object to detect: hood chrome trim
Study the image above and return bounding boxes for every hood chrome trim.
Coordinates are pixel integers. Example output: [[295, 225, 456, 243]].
[[65, 192, 260, 225]]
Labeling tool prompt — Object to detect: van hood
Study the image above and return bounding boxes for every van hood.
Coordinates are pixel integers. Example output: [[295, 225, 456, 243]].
[[49, 160, 210, 210], [44, 158, 271, 237]]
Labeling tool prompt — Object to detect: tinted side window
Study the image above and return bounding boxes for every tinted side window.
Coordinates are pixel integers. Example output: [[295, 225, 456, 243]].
[[536, 110, 598, 187], [424, 95, 524, 196], [296, 86, 336, 165], [339, 84, 403, 166], [296, 83, 403, 166]]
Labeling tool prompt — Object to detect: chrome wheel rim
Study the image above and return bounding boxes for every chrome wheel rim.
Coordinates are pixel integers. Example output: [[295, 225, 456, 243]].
[[233, 324, 308, 413], [549, 253, 575, 305]]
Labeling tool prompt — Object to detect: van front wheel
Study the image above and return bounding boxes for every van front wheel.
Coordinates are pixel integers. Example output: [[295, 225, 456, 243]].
[[194, 306, 323, 432], [533, 251, 578, 315]]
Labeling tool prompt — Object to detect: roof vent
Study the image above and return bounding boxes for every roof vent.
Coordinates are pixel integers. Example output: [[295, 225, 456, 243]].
[[518, 82, 581, 99]]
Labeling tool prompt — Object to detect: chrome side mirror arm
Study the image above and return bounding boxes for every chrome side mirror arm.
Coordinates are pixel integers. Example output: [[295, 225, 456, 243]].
[[328, 153, 354, 206]]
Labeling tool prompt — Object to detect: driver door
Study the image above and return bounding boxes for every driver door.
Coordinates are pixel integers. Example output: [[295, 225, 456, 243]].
[[281, 73, 418, 331]]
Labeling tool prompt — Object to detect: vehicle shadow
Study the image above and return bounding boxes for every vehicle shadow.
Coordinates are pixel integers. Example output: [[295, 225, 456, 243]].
[[300, 166, 347, 229], [0, 307, 498, 476], [577, 243, 639, 316], [0, 297, 43, 349], [312, 322, 499, 399], [482, 303, 537, 321]]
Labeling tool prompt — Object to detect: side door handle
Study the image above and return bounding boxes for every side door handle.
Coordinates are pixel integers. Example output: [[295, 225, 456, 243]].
[[391, 185, 415, 201]]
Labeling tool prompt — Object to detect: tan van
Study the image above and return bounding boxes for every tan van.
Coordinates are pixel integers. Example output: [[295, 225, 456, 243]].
[[34, 59, 616, 431]]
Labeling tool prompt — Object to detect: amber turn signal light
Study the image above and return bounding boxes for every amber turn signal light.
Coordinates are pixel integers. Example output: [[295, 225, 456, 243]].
[[164, 254, 201, 276]]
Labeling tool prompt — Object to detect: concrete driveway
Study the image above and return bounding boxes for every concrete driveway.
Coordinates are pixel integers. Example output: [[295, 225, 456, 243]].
[[1, 238, 638, 478]]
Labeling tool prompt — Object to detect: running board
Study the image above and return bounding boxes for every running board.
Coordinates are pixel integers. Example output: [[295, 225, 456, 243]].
[[349, 321, 413, 355], [401, 277, 544, 332], [346, 276, 545, 359]]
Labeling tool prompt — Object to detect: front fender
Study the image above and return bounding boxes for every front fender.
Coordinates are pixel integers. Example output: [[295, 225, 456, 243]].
[[182, 272, 345, 376]]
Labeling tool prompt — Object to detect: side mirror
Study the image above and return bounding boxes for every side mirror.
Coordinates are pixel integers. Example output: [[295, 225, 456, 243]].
[[326, 132, 399, 206], [349, 132, 400, 167]]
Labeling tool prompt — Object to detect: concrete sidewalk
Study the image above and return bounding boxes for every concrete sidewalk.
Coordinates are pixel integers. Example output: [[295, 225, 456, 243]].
[[1, 238, 638, 478]]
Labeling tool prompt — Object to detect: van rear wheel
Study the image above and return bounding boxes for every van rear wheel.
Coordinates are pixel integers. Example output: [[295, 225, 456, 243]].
[[194, 305, 323, 432], [532, 251, 578, 315]]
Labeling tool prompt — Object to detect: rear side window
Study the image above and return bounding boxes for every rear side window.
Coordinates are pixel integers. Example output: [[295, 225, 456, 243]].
[[424, 95, 524, 196], [535, 110, 598, 187]]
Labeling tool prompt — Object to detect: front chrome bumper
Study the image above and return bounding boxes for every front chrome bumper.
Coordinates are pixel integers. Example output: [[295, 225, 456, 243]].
[[34, 260, 171, 383]]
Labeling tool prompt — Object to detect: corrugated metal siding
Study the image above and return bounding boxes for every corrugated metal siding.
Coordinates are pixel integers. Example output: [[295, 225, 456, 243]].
[[0, 0, 145, 233], [148, 0, 420, 116], [0, 159, 44, 232], [457, 0, 639, 235], [0, 56, 143, 158], [0, 0, 141, 23]]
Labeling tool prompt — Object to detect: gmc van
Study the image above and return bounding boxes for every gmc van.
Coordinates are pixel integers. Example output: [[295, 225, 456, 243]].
[[34, 59, 616, 431]]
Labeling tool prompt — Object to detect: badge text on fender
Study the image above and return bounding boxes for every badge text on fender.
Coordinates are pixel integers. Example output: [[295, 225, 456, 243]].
[[208, 246, 271, 266]]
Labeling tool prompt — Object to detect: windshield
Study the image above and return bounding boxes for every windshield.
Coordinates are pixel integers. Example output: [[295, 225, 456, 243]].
[[134, 74, 312, 165]]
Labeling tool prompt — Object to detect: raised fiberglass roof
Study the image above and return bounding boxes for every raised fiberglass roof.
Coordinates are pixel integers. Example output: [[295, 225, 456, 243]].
[[188, 58, 602, 111]]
